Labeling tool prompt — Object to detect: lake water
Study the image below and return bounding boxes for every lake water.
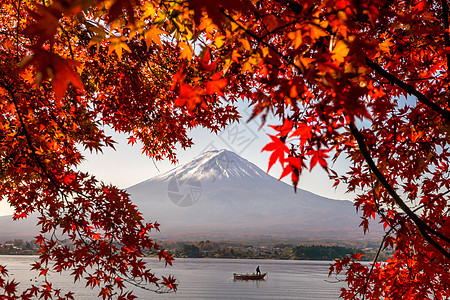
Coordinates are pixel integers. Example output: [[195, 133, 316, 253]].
[[0, 256, 345, 299]]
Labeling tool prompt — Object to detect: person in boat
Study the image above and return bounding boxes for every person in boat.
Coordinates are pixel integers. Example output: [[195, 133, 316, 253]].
[[256, 266, 261, 275]]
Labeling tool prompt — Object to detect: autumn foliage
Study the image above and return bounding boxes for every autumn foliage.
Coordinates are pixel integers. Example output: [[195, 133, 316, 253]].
[[1, 0, 450, 298]]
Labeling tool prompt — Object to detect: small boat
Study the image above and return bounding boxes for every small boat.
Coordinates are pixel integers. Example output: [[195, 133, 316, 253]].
[[233, 272, 267, 280]]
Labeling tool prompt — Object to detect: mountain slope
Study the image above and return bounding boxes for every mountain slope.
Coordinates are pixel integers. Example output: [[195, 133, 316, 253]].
[[128, 149, 382, 241], [0, 149, 382, 242]]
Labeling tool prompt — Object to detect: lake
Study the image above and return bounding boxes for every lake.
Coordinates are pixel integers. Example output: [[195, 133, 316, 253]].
[[0, 256, 345, 299]]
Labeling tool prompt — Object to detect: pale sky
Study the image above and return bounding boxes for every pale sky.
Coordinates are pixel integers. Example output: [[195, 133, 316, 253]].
[[77, 102, 354, 199], [0, 103, 354, 216]]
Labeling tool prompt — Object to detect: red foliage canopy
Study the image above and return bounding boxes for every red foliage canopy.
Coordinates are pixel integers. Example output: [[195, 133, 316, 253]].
[[0, 0, 449, 298]]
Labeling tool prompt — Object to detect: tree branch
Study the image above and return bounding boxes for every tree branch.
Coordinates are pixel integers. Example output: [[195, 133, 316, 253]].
[[351, 232, 391, 300], [413, 189, 450, 213], [365, 58, 450, 122], [220, 10, 304, 75], [349, 122, 450, 260], [0, 80, 59, 188]]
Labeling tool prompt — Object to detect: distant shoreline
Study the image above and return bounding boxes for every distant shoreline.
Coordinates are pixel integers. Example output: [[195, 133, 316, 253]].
[[0, 239, 392, 261]]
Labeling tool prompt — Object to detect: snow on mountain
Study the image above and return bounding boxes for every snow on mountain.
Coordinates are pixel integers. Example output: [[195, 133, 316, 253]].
[[127, 149, 383, 241], [149, 149, 269, 182]]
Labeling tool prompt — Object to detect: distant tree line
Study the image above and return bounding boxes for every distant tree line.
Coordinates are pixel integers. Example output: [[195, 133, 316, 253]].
[[293, 245, 360, 260], [173, 241, 367, 260], [181, 243, 259, 259], [182, 244, 202, 258]]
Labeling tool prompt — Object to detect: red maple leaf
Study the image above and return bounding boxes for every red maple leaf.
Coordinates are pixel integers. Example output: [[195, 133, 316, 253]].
[[306, 149, 330, 170], [262, 135, 290, 172]]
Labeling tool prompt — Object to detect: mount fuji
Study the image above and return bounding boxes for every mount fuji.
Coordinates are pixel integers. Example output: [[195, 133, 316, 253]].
[[127, 149, 382, 241], [0, 149, 382, 242]]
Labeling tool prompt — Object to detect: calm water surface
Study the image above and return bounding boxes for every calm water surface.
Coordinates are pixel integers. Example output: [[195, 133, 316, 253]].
[[0, 256, 345, 299]]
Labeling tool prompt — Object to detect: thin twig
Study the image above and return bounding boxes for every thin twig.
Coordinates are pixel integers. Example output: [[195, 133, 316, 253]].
[[365, 58, 450, 122]]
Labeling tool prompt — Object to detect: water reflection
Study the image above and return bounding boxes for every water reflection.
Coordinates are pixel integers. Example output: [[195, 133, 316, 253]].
[[0, 256, 345, 299]]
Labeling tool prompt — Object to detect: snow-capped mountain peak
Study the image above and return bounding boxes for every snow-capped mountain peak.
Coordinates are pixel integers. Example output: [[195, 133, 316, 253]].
[[152, 149, 269, 182], [124, 149, 383, 241]]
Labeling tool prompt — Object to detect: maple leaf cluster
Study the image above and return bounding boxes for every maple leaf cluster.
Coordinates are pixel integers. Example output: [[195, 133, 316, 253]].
[[181, 0, 448, 298], [154, 0, 448, 298], [1, 0, 450, 298]]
